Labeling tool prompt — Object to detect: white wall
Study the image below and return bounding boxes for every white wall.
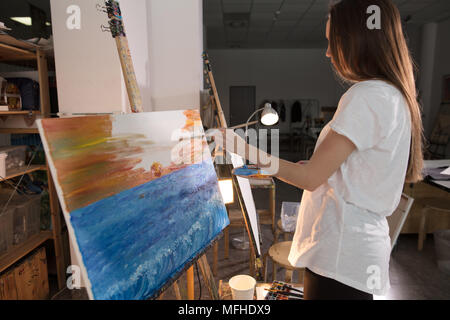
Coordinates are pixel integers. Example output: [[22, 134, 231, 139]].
[[208, 49, 347, 126], [50, 0, 203, 114], [146, 0, 204, 111], [120, 0, 152, 112], [50, 0, 128, 114], [207, 23, 424, 132]]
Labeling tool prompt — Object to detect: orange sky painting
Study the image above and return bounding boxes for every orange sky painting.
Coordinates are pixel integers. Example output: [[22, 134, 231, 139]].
[[40, 110, 207, 212]]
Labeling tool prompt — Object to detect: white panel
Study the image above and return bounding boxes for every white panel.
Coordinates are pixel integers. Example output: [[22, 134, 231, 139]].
[[230, 153, 261, 256], [120, 0, 152, 112], [148, 0, 203, 111], [50, 0, 127, 113]]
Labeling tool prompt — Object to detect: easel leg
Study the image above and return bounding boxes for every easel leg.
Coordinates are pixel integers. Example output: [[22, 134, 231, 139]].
[[285, 269, 293, 283], [249, 245, 255, 277], [263, 254, 268, 282], [213, 242, 218, 276], [270, 185, 276, 234], [273, 262, 277, 281], [224, 227, 229, 259], [159, 279, 184, 300], [187, 266, 195, 300], [173, 281, 182, 300], [197, 255, 219, 300], [184, 255, 219, 300]]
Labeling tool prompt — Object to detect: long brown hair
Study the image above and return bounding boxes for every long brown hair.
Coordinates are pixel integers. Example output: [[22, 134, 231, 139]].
[[328, 0, 424, 183]]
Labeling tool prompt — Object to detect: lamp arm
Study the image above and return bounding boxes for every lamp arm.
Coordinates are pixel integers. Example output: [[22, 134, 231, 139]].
[[245, 107, 264, 137], [246, 108, 264, 125]]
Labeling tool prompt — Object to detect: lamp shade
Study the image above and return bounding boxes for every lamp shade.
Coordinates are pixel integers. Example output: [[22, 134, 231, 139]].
[[260, 103, 279, 126]]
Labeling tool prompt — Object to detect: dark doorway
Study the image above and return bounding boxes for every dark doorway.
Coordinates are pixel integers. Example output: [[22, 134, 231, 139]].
[[229, 86, 256, 127]]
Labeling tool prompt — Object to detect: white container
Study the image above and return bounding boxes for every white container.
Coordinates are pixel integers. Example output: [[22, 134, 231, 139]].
[[229, 275, 256, 300], [0, 152, 7, 178]]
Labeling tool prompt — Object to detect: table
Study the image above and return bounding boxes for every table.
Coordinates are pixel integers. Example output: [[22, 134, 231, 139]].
[[423, 159, 450, 192]]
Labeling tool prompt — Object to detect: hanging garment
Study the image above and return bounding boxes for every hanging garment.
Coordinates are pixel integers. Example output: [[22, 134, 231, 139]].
[[291, 100, 302, 122], [279, 100, 286, 122], [271, 100, 278, 113]]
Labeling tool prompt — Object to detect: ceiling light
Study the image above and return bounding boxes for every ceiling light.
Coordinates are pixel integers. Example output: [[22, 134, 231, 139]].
[[46, 22, 51, 26], [10, 17, 32, 26]]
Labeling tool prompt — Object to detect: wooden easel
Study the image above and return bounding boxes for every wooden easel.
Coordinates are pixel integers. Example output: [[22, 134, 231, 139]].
[[202, 53, 264, 281], [97, 0, 219, 300], [101, 0, 219, 300]]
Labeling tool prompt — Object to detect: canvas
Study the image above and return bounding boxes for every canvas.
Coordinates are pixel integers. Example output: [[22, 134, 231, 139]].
[[230, 154, 261, 256], [37, 110, 229, 300]]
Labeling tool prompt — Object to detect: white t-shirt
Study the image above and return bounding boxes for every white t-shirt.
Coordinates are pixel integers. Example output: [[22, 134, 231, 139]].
[[288, 80, 411, 296]]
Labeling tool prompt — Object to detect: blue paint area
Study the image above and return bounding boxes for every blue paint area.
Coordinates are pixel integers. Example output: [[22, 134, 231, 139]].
[[233, 165, 270, 176], [70, 161, 229, 300]]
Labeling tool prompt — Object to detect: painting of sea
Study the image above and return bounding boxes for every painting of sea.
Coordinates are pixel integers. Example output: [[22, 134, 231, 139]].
[[37, 110, 229, 300]]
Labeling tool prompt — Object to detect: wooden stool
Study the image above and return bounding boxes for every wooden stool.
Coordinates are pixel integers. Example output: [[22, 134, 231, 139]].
[[264, 241, 304, 283], [418, 197, 450, 251], [273, 219, 294, 244]]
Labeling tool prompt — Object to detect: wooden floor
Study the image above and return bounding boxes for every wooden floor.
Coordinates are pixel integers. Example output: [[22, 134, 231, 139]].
[[384, 234, 450, 300], [200, 180, 450, 300], [50, 147, 450, 300], [52, 178, 450, 300]]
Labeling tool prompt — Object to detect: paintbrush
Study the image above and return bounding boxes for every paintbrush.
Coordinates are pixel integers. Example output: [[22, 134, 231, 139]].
[[264, 292, 302, 300], [267, 289, 304, 298], [283, 286, 303, 294]]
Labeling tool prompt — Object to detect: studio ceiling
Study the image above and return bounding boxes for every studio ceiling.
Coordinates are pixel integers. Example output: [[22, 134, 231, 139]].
[[0, 0, 51, 40], [204, 0, 450, 49]]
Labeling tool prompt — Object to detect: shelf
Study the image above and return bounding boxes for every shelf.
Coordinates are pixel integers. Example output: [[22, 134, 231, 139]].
[[0, 164, 46, 181], [0, 33, 65, 291], [0, 34, 37, 62], [0, 111, 41, 127], [0, 43, 36, 61], [0, 111, 41, 116], [0, 128, 39, 134], [0, 231, 53, 273]]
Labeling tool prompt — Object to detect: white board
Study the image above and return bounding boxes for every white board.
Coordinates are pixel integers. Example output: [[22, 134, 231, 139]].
[[230, 153, 261, 256]]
